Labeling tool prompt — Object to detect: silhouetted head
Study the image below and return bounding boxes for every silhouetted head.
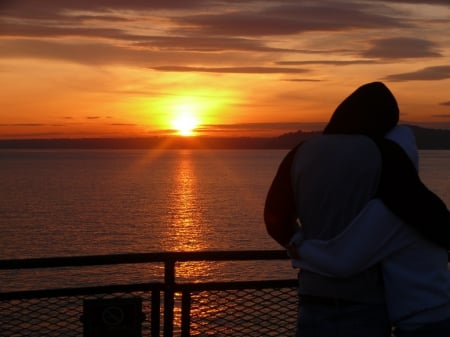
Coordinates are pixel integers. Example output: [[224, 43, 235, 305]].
[[323, 82, 399, 137]]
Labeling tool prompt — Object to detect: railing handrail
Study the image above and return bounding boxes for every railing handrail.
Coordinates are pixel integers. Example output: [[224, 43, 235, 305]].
[[0, 250, 296, 337], [0, 249, 289, 270]]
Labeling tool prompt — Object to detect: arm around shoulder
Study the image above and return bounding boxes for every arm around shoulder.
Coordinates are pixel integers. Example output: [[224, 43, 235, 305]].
[[293, 199, 417, 277], [375, 139, 450, 249]]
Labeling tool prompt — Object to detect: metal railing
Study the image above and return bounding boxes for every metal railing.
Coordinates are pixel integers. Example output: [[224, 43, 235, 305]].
[[0, 250, 298, 337]]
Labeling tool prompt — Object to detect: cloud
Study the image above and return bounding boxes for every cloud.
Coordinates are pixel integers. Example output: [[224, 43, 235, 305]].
[[0, 1, 408, 43], [383, 65, 450, 81], [363, 37, 441, 59], [1, 20, 294, 56], [283, 78, 323, 82], [0, 123, 47, 127], [0, 39, 233, 67], [4, 22, 284, 54], [1, 21, 131, 40], [175, 2, 405, 37], [135, 36, 290, 53], [1, 37, 294, 69], [431, 114, 450, 118], [199, 122, 326, 133], [0, 0, 441, 70], [151, 65, 309, 74], [0, 0, 205, 16], [0, 39, 133, 65], [277, 60, 378, 66], [385, 0, 450, 4]]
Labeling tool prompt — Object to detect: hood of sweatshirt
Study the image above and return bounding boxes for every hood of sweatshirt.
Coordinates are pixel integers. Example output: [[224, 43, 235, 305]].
[[324, 82, 399, 137]]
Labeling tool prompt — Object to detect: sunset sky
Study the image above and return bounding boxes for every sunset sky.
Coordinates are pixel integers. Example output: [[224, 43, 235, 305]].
[[1, 0, 449, 139]]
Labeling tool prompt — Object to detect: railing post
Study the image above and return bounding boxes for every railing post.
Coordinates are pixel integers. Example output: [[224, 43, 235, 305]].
[[180, 291, 191, 337], [151, 289, 161, 337], [163, 258, 175, 337]]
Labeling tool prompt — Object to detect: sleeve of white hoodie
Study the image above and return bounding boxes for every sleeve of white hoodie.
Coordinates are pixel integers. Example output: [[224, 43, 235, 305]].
[[291, 125, 420, 278]]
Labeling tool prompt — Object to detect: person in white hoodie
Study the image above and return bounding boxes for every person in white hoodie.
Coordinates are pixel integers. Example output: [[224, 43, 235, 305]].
[[288, 125, 450, 337]]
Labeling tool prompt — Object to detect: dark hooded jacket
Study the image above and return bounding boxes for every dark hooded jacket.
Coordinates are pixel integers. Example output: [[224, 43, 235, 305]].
[[324, 81, 399, 137]]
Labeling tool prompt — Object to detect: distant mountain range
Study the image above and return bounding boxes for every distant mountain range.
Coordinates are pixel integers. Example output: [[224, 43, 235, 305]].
[[264, 125, 450, 150], [1, 125, 449, 149], [407, 125, 450, 149]]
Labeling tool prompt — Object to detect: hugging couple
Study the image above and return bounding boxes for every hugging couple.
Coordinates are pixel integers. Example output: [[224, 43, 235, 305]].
[[265, 82, 450, 337]]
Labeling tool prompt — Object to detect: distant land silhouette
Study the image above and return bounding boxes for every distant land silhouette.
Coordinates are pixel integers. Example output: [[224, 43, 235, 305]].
[[0, 125, 449, 150]]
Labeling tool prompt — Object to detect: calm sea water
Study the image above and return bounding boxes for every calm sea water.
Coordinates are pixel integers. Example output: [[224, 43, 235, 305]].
[[0, 149, 289, 259], [0, 149, 449, 290]]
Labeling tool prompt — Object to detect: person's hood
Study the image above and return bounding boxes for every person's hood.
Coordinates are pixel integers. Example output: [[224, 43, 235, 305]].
[[323, 82, 399, 137]]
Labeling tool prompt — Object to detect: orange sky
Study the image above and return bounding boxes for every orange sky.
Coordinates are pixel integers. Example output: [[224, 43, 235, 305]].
[[1, 0, 449, 139]]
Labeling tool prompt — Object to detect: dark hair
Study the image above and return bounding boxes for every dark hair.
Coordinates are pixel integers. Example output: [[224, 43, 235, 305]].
[[323, 82, 399, 137]]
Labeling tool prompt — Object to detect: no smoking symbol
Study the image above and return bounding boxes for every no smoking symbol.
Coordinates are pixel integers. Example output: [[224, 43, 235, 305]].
[[102, 306, 124, 326]]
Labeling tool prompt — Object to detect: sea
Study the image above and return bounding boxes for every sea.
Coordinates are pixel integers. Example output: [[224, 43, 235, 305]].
[[0, 149, 449, 291]]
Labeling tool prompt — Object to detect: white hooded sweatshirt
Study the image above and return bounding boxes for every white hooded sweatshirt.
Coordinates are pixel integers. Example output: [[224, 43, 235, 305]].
[[291, 125, 450, 329]]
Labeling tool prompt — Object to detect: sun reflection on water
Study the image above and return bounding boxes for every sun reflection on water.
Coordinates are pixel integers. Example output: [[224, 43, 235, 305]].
[[165, 150, 216, 283], [168, 150, 206, 251]]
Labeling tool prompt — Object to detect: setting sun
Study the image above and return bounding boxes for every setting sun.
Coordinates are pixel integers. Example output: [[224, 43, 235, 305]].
[[171, 103, 200, 136], [172, 114, 199, 136]]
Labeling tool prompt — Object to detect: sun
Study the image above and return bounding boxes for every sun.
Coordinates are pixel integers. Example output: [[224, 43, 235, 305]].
[[171, 103, 200, 136], [172, 114, 199, 136]]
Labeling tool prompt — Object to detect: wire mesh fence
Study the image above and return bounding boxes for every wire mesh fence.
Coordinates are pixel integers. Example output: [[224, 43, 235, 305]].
[[0, 292, 152, 337], [0, 250, 298, 337], [187, 287, 297, 336]]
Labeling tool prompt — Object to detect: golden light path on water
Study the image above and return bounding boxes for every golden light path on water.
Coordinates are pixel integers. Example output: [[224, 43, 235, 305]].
[[169, 150, 206, 251], [164, 150, 216, 283], [163, 150, 220, 332]]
